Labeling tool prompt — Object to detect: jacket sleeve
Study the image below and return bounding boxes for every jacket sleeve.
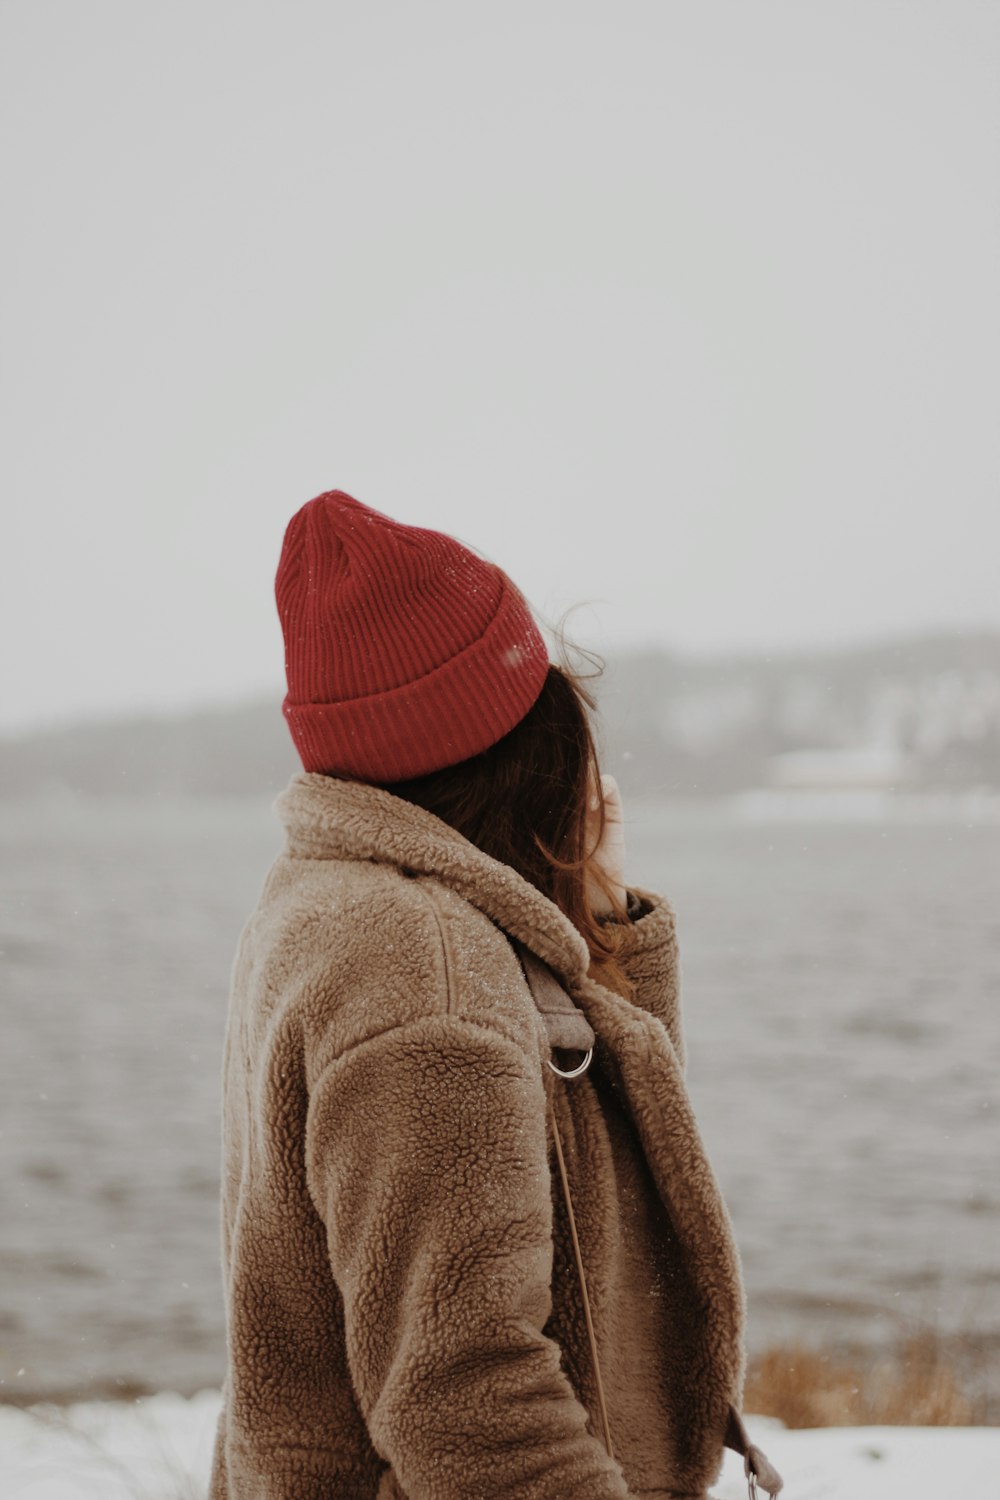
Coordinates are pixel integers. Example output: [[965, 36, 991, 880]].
[[304, 1013, 634, 1500], [615, 887, 687, 1072]]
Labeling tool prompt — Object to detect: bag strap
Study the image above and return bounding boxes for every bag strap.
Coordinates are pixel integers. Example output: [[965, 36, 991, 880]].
[[510, 937, 784, 1499], [546, 1081, 617, 1459]]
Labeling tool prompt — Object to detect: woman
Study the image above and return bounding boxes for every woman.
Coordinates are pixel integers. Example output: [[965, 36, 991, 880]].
[[209, 490, 782, 1499]]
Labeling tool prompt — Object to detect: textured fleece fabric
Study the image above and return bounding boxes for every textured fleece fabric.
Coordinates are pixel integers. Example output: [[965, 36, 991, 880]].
[[209, 771, 747, 1500]]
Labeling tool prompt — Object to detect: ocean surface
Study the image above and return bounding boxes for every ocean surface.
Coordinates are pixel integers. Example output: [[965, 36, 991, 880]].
[[1, 787, 998, 1406]]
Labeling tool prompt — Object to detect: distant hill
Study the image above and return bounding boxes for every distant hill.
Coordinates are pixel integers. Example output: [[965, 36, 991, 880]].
[[595, 627, 1000, 795], [1, 627, 998, 800]]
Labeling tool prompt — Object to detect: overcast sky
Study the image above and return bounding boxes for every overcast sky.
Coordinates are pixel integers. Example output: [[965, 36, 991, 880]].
[[2, 1, 997, 736]]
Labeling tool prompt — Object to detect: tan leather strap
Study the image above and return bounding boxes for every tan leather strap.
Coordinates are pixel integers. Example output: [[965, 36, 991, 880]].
[[724, 1405, 786, 1499], [547, 1088, 615, 1460]]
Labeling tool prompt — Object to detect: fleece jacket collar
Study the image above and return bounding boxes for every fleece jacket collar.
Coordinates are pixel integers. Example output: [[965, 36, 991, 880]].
[[273, 769, 594, 993]]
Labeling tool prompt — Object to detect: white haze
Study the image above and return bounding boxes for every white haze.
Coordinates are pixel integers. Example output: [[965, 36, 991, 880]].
[[1, 1, 997, 735]]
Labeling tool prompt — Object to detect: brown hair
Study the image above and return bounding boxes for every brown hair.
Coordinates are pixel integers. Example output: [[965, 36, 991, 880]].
[[382, 625, 638, 1003]]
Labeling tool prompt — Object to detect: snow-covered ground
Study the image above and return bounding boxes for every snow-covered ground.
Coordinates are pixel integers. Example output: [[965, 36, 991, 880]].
[[1, 1389, 996, 1498]]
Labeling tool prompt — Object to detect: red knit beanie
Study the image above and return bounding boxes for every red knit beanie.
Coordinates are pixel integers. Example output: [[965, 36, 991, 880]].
[[275, 489, 552, 782]]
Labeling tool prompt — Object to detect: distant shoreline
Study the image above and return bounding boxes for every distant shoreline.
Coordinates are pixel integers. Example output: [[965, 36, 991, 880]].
[[3, 784, 1000, 824]]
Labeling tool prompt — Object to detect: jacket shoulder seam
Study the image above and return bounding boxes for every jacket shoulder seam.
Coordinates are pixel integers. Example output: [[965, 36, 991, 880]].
[[309, 1013, 536, 1096], [409, 879, 455, 1017]]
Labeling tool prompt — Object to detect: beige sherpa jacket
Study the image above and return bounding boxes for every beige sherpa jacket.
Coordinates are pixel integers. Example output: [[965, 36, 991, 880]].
[[210, 770, 750, 1500]]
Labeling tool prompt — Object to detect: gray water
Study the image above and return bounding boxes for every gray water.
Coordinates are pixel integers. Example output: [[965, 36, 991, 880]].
[[1, 790, 997, 1405]]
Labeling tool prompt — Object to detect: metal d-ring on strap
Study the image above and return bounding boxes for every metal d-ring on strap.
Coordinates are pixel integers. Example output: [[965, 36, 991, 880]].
[[547, 1047, 593, 1079]]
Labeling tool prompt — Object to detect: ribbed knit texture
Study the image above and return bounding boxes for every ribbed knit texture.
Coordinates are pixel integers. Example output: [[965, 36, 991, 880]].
[[274, 490, 551, 782]]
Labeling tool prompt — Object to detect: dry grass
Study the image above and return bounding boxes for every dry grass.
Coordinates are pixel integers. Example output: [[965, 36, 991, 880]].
[[744, 1330, 993, 1428]]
